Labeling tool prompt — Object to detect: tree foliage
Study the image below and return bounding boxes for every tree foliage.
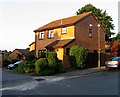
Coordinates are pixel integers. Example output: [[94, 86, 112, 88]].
[[112, 33, 120, 44], [76, 4, 114, 37], [111, 41, 120, 52], [69, 45, 88, 69]]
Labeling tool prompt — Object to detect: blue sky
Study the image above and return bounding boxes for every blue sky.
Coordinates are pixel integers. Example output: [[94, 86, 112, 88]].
[[0, 0, 119, 51]]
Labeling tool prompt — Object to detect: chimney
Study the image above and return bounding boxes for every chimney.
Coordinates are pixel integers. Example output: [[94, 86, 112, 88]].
[[60, 19, 62, 25]]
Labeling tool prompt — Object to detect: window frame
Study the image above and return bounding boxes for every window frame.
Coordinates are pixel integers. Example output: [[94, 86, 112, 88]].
[[89, 28, 92, 37], [48, 30, 54, 39], [39, 31, 44, 39], [61, 27, 67, 34], [38, 50, 46, 57]]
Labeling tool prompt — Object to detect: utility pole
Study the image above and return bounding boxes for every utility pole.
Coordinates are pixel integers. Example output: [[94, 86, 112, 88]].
[[97, 24, 101, 70]]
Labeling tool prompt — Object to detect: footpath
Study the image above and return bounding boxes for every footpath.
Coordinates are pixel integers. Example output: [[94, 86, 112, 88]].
[[34, 66, 107, 82]]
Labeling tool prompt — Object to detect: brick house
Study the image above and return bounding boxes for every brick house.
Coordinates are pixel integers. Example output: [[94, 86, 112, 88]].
[[10, 49, 29, 60], [34, 12, 105, 68]]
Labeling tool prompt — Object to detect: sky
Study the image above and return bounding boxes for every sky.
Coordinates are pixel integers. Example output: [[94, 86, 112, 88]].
[[0, 0, 119, 51]]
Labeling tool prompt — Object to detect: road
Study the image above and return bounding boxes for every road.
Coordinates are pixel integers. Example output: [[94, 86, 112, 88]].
[[1, 68, 119, 96]]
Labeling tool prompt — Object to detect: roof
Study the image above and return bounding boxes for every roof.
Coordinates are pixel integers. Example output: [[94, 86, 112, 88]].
[[45, 39, 75, 49], [34, 12, 92, 32], [29, 42, 35, 46], [15, 49, 29, 56]]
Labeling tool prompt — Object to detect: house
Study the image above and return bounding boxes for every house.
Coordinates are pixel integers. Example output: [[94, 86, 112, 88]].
[[29, 42, 35, 52], [10, 49, 29, 60], [34, 12, 106, 68]]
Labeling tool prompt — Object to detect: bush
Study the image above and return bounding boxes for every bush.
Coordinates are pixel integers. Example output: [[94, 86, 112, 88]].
[[69, 45, 88, 69], [56, 60, 65, 73], [26, 55, 36, 62], [2, 59, 11, 67], [12, 61, 35, 74], [35, 58, 48, 74], [47, 52, 57, 69]]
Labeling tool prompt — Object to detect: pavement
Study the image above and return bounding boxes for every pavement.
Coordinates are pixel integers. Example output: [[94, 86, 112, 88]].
[[33, 66, 107, 82]]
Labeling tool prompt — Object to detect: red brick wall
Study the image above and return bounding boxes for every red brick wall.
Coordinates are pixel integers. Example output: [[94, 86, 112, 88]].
[[74, 14, 105, 53], [63, 14, 105, 68], [35, 30, 58, 57]]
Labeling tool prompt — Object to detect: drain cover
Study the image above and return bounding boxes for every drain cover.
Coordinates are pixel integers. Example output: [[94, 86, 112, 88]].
[[34, 78, 45, 81]]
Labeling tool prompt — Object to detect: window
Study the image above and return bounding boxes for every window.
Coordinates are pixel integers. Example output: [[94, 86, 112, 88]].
[[38, 50, 46, 58], [39, 32, 44, 39], [48, 30, 54, 38], [66, 48, 70, 56], [89, 28, 92, 37], [62, 28, 66, 34], [89, 24, 92, 37]]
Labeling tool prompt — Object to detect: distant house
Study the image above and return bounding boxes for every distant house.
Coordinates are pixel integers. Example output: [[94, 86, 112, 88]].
[[10, 49, 29, 60], [34, 12, 106, 68]]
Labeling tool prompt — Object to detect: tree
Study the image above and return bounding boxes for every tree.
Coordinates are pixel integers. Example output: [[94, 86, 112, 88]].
[[111, 33, 120, 44], [76, 4, 114, 38], [111, 41, 120, 56]]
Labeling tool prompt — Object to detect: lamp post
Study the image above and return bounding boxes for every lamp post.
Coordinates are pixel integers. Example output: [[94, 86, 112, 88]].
[[97, 24, 101, 70]]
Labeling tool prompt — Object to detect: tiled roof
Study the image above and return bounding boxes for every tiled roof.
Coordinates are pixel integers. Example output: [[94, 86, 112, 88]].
[[16, 49, 29, 56], [34, 12, 92, 32], [45, 39, 75, 49], [29, 42, 35, 46]]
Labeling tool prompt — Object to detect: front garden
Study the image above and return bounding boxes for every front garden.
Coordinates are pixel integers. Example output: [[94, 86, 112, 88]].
[[3, 45, 88, 76]]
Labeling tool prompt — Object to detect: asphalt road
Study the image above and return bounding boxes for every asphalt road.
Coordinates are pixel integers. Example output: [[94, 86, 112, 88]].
[[1, 68, 120, 96]]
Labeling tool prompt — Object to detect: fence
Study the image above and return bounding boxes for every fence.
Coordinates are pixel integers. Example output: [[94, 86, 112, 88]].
[[85, 53, 108, 68]]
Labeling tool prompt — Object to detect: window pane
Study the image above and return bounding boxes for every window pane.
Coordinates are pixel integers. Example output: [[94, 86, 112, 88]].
[[51, 32, 54, 38], [48, 31, 51, 38], [62, 28, 66, 34], [41, 32, 44, 39], [39, 32, 44, 39], [48, 30, 54, 38]]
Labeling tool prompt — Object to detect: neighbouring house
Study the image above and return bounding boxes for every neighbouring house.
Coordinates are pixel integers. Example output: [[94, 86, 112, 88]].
[[29, 42, 35, 52], [34, 12, 106, 68], [29, 42, 36, 56], [10, 49, 29, 60]]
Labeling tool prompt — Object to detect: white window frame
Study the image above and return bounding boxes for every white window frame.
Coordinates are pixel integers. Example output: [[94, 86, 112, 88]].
[[39, 31, 44, 39], [48, 30, 54, 38], [62, 28, 66, 34]]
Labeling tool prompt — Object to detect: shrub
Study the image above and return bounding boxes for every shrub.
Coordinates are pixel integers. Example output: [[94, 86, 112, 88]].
[[35, 58, 48, 74], [39, 69, 55, 76], [26, 55, 36, 62], [56, 60, 65, 73], [17, 61, 28, 73], [2, 59, 11, 67], [47, 52, 57, 69], [69, 45, 88, 69], [12, 61, 35, 74]]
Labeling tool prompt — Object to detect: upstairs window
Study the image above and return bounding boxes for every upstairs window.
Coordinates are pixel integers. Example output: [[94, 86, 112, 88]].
[[89, 24, 92, 37], [89, 28, 92, 37], [48, 30, 54, 38], [39, 32, 44, 39], [62, 28, 66, 34]]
